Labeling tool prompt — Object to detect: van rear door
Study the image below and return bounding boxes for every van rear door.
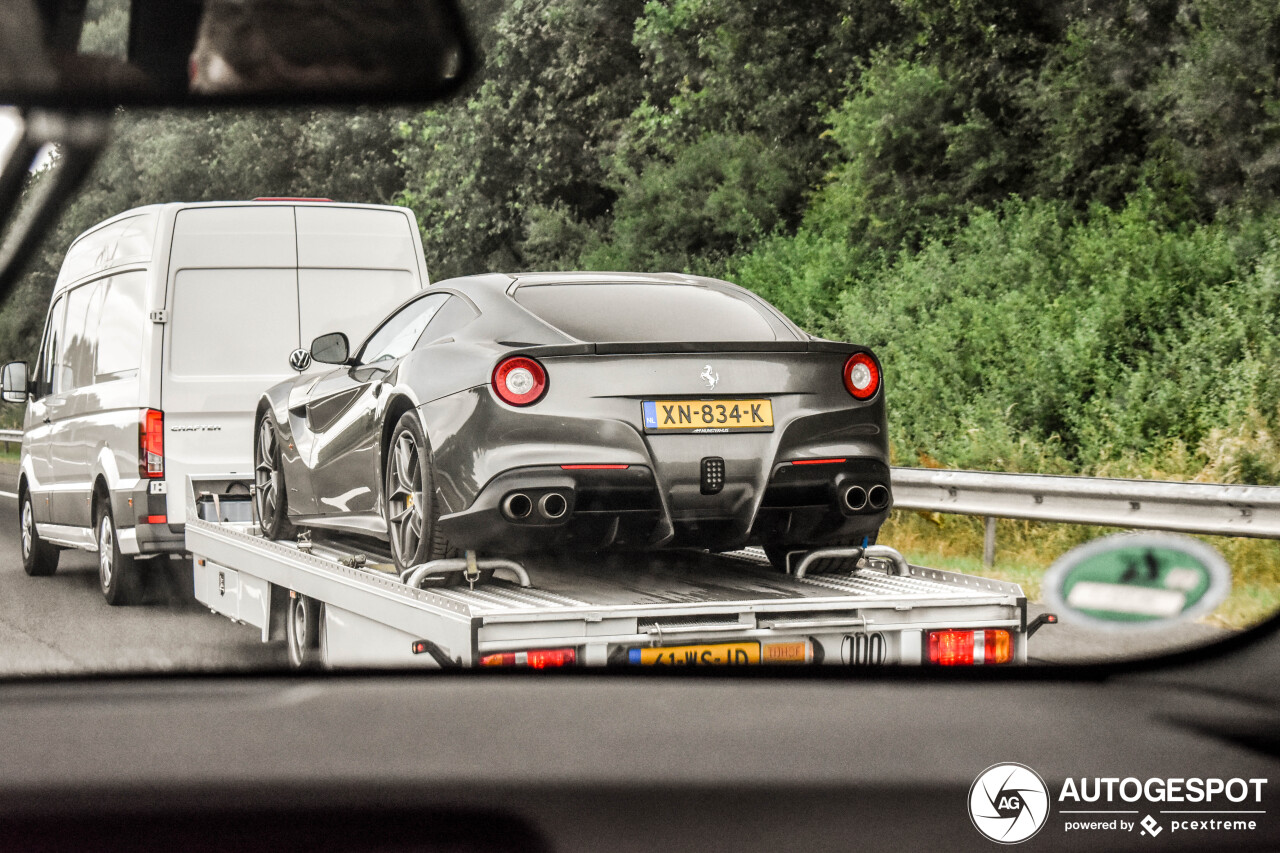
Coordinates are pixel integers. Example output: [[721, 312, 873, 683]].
[[161, 204, 426, 526]]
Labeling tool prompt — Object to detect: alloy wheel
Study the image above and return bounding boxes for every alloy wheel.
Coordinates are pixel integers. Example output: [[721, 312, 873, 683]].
[[387, 430, 425, 563], [98, 514, 114, 591], [20, 499, 33, 561], [255, 417, 281, 522]]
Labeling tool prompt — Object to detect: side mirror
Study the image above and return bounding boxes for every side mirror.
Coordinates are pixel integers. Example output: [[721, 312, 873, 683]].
[[1, 361, 28, 403], [310, 332, 350, 366]]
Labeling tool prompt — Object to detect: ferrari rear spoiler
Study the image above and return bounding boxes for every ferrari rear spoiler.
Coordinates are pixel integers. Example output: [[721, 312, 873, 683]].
[[500, 339, 864, 357]]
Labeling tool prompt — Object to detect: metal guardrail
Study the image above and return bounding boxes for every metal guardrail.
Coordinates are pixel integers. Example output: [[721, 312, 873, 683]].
[[0, 429, 20, 452], [890, 467, 1280, 540]]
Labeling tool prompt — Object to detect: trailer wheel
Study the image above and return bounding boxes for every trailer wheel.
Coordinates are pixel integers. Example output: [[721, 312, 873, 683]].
[[255, 412, 295, 540], [287, 593, 323, 669]]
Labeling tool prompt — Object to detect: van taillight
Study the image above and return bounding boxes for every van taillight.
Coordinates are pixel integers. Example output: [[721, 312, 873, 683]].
[[139, 408, 164, 478], [927, 629, 1013, 665]]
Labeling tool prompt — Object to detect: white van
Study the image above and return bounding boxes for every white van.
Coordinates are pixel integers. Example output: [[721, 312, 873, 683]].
[[1, 200, 429, 603]]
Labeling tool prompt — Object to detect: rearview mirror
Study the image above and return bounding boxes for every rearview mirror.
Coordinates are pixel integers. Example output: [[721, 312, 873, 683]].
[[1, 361, 28, 403], [1, 0, 474, 107], [311, 332, 350, 366]]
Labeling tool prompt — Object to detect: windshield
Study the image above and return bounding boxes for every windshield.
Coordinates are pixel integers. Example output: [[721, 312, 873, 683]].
[[0, 0, 1276, 676]]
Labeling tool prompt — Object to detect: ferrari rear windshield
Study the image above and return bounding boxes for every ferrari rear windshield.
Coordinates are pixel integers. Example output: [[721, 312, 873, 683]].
[[513, 282, 787, 342]]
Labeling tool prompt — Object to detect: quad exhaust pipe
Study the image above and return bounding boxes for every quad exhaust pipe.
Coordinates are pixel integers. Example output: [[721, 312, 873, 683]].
[[839, 483, 890, 513], [501, 492, 533, 520], [501, 490, 570, 522], [841, 485, 868, 512], [539, 492, 568, 520]]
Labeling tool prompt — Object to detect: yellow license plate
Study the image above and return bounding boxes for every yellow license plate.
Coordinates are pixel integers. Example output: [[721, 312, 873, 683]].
[[642, 399, 774, 433], [629, 642, 760, 665]]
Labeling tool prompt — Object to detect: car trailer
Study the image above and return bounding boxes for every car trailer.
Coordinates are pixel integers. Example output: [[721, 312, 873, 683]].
[[184, 478, 1051, 669]]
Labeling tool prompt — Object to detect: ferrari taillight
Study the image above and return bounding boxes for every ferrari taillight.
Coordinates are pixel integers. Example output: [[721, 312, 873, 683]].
[[843, 352, 881, 400], [139, 408, 164, 478], [492, 356, 548, 406]]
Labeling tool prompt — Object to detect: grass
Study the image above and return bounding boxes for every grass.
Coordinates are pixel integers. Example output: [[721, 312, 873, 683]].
[[880, 510, 1280, 630]]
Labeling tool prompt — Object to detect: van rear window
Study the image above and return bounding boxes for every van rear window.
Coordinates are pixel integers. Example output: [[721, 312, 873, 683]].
[[512, 283, 784, 342]]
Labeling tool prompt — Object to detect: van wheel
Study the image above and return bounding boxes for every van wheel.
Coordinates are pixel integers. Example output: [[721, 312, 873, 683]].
[[255, 413, 294, 540], [384, 412, 453, 575], [286, 593, 323, 669], [96, 499, 144, 605], [19, 489, 59, 576]]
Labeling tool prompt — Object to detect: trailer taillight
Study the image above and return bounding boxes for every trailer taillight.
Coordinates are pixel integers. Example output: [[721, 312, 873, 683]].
[[480, 648, 576, 668], [927, 629, 1013, 665], [139, 408, 164, 478]]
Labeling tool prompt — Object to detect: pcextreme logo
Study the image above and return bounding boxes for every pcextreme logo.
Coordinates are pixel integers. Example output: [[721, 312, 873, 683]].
[[969, 763, 1051, 844]]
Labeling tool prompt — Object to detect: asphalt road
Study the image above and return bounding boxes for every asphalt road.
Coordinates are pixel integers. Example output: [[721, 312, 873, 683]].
[[0, 464, 287, 675], [0, 463, 1230, 675]]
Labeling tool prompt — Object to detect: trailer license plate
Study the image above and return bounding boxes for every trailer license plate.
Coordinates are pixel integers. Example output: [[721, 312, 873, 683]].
[[629, 642, 760, 665], [642, 400, 774, 433]]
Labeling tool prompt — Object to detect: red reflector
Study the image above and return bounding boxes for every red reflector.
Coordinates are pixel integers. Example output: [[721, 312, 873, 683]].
[[560, 464, 630, 470], [139, 408, 164, 478], [790, 458, 847, 465], [480, 648, 576, 668], [145, 515, 167, 524], [253, 197, 333, 201], [412, 641, 430, 655]]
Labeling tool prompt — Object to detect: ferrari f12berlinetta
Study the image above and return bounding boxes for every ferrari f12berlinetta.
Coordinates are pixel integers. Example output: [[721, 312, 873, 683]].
[[254, 272, 890, 573]]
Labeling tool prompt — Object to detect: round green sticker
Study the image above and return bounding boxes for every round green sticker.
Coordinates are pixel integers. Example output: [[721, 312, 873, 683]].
[[1042, 533, 1230, 629]]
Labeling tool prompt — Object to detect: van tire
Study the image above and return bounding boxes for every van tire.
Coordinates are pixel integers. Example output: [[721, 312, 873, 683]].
[[19, 489, 59, 577], [255, 412, 295, 541], [96, 499, 144, 606], [384, 412, 454, 575]]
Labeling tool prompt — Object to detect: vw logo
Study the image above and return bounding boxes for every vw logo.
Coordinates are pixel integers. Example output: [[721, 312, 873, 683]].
[[968, 763, 1050, 844], [700, 364, 719, 390], [289, 348, 312, 372]]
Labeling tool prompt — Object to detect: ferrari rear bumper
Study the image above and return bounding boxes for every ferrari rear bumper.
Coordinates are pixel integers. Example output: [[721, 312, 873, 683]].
[[436, 458, 892, 556]]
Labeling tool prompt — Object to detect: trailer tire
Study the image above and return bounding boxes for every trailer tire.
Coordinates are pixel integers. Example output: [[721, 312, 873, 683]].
[[255, 412, 295, 541], [287, 593, 323, 669]]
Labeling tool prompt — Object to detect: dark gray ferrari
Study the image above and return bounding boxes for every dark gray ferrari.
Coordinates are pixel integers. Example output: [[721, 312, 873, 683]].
[[253, 272, 891, 573]]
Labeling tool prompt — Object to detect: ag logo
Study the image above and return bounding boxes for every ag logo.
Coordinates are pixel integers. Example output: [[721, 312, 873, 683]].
[[969, 763, 1050, 844], [289, 348, 312, 372]]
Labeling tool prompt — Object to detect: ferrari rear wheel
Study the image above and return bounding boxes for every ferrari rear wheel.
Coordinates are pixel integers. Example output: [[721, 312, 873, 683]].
[[254, 413, 294, 541], [385, 412, 452, 574]]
